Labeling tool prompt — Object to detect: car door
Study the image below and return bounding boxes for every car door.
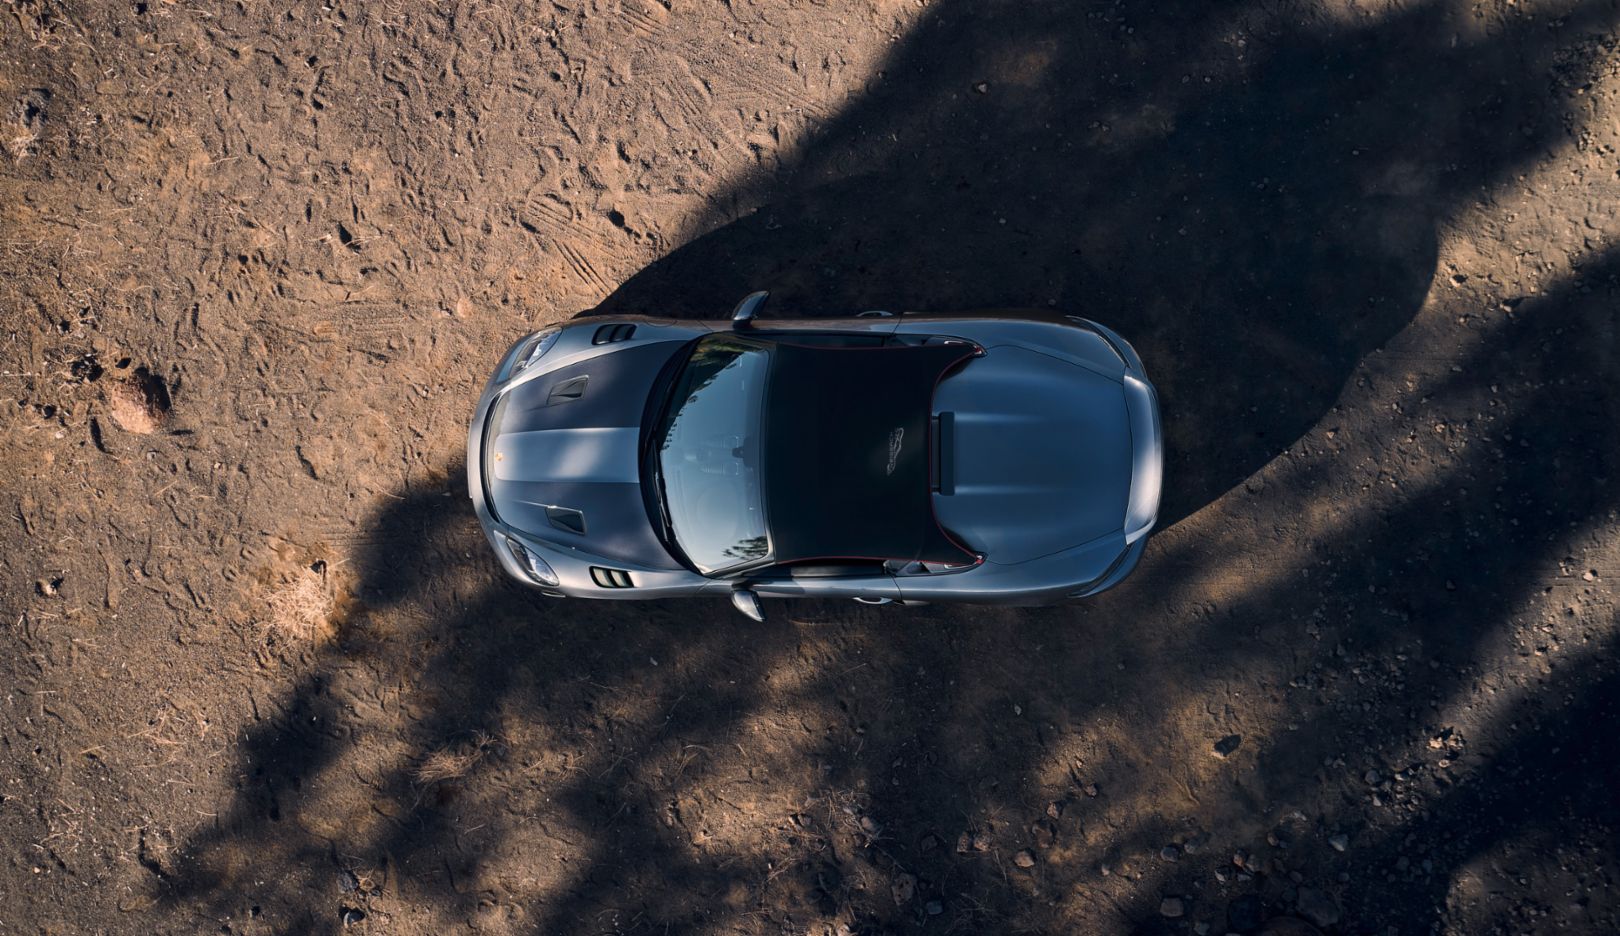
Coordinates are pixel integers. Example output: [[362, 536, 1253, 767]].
[[742, 560, 902, 601]]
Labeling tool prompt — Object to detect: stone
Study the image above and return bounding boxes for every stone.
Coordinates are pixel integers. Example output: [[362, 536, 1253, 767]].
[[1328, 834, 1349, 853], [1013, 849, 1036, 868], [1159, 897, 1185, 918], [1213, 734, 1243, 758], [891, 873, 915, 905]]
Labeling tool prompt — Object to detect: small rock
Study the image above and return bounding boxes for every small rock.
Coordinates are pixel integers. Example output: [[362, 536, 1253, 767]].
[[973, 81, 990, 94], [1161, 844, 1181, 862], [1032, 821, 1056, 849], [925, 900, 943, 916], [1364, 768, 1382, 785], [891, 872, 915, 905], [1083, 783, 1100, 798], [919, 833, 939, 853], [340, 907, 366, 926], [1213, 734, 1243, 758], [1328, 834, 1349, 853], [1194, 924, 1211, 936], [1159, 896, 1185, 918], [1013, 849, 1036, 868], [1296, 888, 1341, 927], [1045, 800, 1064, 820]]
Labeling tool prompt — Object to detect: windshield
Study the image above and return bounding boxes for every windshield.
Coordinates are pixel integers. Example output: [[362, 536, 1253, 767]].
[[653, 335, 771, 574]]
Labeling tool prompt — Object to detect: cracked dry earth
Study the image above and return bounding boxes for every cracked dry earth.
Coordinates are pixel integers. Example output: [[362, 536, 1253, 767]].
[[2, 0, 1618, 934]]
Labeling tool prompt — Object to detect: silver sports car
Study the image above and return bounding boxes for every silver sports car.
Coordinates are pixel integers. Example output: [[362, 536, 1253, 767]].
[[468, 293, 1161, 620]]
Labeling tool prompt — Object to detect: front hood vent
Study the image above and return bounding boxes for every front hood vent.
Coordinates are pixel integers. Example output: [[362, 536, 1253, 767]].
[[592, 322, 637, 344], [546, 375, 588, 406], [545, 505, 586, 535]]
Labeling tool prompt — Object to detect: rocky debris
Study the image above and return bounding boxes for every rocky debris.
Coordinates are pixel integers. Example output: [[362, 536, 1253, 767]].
[[1328, 833, 1349, 853], [1082, 782, 1100, 797], [890, 872, 915, 905], [1214, 734, 1243, 758], [1295, 888, 1341, 928], [1012, 849, 1036, 868], [1159, 896, 1185, 918], [956, 830, 989, 854]]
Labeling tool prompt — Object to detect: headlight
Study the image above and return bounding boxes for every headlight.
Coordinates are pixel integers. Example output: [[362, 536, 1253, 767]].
[[509, 327, 562, 378], [505, 535, 559, 586]]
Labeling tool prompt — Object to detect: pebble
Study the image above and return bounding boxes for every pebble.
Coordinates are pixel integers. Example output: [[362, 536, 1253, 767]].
[[1083, 783, 1100, 798], [1159, 896, 1185, 918], [1013, 849, 1036, 868], [1161, 844, 1181, 862], [1213, 734, 1243, 758], [1329, 834, 1349, 853], [891, 872, 915, 905], [925, 900, 943, 916]]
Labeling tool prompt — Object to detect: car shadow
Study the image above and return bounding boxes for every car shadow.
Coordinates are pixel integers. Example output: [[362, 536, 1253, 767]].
[[162, 2, 1620, 934]]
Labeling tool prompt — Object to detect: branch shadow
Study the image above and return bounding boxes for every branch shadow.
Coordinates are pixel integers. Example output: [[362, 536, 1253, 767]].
[[162, 2, 1620, 934]]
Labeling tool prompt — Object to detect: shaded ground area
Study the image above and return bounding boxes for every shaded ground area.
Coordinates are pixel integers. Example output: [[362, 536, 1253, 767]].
[[2, 0, 1617, 933]]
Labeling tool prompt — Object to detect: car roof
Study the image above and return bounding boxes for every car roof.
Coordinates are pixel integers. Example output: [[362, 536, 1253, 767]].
[[762, 340, 979, 566]]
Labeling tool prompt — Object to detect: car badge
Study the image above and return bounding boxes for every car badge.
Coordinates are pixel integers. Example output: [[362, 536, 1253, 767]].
[[885, 427, 904, 475]]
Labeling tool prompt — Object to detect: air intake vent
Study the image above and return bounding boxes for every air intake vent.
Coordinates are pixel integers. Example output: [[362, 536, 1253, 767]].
[[545, 506, 586, 535], [592, 323, 637, 345], [590, 567, 633, 588], [546, 375, 588, 405]]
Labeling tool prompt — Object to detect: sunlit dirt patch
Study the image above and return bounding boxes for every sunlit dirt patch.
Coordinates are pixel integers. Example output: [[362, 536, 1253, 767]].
[[104, 366, 171, 434]]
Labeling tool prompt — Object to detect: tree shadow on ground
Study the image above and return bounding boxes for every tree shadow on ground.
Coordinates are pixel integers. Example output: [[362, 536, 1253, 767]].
[[165, 2, 1619, 933]]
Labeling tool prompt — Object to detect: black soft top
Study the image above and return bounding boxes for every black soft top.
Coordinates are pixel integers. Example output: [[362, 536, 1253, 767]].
[[763, 342, 978, 566]]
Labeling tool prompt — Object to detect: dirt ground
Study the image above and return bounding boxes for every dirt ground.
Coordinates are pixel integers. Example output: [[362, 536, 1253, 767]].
[[2, 0, 1618, 933]]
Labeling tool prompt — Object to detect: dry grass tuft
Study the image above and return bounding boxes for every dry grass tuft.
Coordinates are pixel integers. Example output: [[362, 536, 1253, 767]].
[[264, 571, 331, 642], [414, 731, 498, 786], [6, 126, 36, 161]]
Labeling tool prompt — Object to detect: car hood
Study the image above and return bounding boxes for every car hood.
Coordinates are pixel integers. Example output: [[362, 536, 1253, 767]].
[[483, 339, 689, 570], [931, 345, 1132, 564]]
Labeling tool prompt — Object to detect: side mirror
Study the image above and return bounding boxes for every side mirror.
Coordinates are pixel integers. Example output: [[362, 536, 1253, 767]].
[[731, 290, 768, 328], [730, 587, 765, 622]]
